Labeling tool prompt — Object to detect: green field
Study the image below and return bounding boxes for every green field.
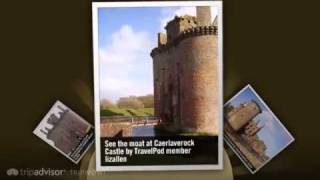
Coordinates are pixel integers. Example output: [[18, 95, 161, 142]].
[[101, 108, 154, 117]]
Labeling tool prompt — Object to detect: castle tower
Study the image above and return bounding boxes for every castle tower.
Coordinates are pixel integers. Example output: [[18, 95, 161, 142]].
[[158, 33, 167, 46], [178, 29, 218, 134], [196, 6, 212, 26], [151, 6, 219, 135], [227, 101, 261, 131], [165, 15, 197, 42], [244, 120, 264, 136]]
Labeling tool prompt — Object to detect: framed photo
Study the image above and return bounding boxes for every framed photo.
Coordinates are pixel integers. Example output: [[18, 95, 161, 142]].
[[92, 1, 223, 171], [33, 101, 94, 164], [224, 85, 295, 173]]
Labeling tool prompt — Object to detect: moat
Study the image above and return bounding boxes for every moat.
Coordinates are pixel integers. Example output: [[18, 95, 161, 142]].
[[133, 126, 155, 136]]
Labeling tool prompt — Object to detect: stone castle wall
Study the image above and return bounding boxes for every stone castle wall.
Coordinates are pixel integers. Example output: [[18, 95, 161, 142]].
[[151, 7, 219, 135], [178, 34, 218, 133], [41, 108, 90, 154], [227, 101, 261, 131], [100, 122, 132, 137]]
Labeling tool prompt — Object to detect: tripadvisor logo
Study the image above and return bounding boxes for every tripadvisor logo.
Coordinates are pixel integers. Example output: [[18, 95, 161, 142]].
[[6, 168, 65, 176], [6, 168, 19, 176]]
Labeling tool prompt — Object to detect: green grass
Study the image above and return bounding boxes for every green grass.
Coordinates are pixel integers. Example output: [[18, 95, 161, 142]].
[[101, 108, 154, 117], [139, 108, 154, 116]]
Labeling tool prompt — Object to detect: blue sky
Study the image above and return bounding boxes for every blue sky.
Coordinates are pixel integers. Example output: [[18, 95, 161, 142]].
[[98, 7, 161, 49], [226, 86, 294, 157], [97, 6, 217, 102]]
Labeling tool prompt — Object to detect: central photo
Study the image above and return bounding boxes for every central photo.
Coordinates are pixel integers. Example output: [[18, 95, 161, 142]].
[[92, 1, 223, 171]]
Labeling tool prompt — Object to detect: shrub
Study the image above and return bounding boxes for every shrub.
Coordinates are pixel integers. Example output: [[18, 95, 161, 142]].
[[137, 94, 154, 108], [100, 99, 116, 109], [117, 96, 144, 109]]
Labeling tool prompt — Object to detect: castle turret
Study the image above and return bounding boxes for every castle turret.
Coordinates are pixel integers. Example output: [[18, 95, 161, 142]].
[[158, 33, 167, 46], [151, 6, 219, 135], [227, 101, 262, 131], [165, 15, 197, 42], [196, 6, 212, 26], [244, 120, 264, 136]]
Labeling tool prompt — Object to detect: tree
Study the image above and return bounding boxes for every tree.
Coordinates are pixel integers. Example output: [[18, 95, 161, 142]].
[[137, 94, 154, 108], [100, 99, 116, 109], [117, 96, 144, 109]]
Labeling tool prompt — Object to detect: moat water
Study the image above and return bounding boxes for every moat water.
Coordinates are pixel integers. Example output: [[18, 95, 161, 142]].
[[133, 126, 155, 136]]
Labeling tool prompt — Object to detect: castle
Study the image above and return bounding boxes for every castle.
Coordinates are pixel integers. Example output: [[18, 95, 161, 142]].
[[41, 105, 90, 154], [151, 7, 219, 135], [226, 101, 262, 131], [225, 101, 269, 161]]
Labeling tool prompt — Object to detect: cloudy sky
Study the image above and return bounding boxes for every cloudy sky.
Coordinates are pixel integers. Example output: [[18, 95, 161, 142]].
[[226, 86, 294, 157], [98, 6, 217, 102]]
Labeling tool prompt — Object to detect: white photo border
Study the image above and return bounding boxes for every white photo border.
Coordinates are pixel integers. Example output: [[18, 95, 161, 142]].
[[92, 1, 223, 171]]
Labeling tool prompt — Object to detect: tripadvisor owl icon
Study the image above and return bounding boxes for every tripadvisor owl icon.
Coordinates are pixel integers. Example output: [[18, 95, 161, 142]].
[[7, 168, 19, 176]]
